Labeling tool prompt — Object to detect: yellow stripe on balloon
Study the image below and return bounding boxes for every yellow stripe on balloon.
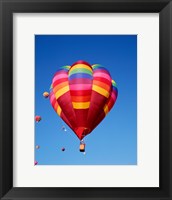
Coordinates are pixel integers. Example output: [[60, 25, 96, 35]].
[[112, 80, 116, 84], [56, 106, 62, 116], [69, 64, 92, 73], [92, 85, 109, 98], [55, 85, 69, 99], [72, 102, 90, 109], [104, 104, 109, 115], [92, 64, 99, 69], [53, 81, 68, 93]]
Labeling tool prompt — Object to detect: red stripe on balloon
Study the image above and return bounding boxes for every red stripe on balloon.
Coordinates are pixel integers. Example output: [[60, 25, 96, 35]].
[[71, 95, 91, 102], [70, 90, 91, 96], [53, 78, 69, 87], [93, 77, 111, 85], [71, 60, 92, 68]]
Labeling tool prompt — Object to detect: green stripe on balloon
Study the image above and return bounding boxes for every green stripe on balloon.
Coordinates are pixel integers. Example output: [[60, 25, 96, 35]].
[[92, 64, 101, 69], [69, 68, 93, 76], [112, 80, 117, 87], [60, 65, 70, 70]]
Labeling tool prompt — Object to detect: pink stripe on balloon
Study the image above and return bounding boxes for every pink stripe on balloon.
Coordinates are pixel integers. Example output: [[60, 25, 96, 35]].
[[94, 69, 110, 75], [110, 91, 117, 102], [49, 93, 55, 104], [70, 84, 91, 91], [53, 74, 68, 82], [53, 70, 68, 78], [93, 72, 111, 82], [49, 93, 58, 110]]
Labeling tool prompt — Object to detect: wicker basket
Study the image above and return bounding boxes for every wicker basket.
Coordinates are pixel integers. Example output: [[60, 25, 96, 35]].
[[79, 143, 85, 152]]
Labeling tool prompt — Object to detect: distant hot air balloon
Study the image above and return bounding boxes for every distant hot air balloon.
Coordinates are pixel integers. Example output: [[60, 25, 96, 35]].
[[34, 161, 38, 165], [35, 116, 41, 122], [36, 145, 40, 149], [61, 147, 65, 151], [62, 126, 67, 132], [49, 61, 118, 145], [43, 91, 49, 98]]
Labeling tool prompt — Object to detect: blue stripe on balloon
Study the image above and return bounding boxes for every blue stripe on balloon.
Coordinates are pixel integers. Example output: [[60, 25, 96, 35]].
[[68, 73, 93, 80], [93, 66, 106, 70], [112, 86, 118, 94], [94, 66, 109, 71]]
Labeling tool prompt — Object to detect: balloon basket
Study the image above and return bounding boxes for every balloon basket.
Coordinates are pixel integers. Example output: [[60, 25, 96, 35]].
[[79, 143, 85, 152]]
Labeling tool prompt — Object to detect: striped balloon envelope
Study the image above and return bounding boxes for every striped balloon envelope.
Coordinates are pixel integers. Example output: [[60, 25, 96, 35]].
[[49, 60, 118, 140]]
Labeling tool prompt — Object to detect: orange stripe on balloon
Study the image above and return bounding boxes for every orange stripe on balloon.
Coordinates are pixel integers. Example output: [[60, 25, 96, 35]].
[[71, 95, 90, 102], [53, 81, 68, 93], [104, 104, 109, 115], [92, 85, 109, 98], [54, 102, 58, 111], [93, 80, 111, 91], [55, 85, 69, 99]]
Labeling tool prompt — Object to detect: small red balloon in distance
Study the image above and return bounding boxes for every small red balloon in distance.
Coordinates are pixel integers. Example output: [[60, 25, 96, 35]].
[[61, 147, 65, 151], [35, 116, 41, 122], [34, 161, 38, 165], [43, 92, 49, 98]]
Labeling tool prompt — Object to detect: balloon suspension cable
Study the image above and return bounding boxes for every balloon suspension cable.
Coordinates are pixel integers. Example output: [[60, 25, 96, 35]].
[[80, 139, 85, 144]]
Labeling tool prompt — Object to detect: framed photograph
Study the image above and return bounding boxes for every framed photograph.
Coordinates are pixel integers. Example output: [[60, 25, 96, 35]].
[[0, 0, 172, 200]]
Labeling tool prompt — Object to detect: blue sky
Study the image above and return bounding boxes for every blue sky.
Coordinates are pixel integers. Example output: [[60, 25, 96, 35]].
[[35, 35, 137, 165]]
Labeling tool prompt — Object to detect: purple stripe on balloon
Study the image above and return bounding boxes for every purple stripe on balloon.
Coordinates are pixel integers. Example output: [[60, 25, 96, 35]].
[[69, 73, 93, 80]]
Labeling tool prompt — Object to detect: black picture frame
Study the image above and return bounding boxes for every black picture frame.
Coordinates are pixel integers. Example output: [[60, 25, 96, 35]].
[[0, 0, 172, 199]]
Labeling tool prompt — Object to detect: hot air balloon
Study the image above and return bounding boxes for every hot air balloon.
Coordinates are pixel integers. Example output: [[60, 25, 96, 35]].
[[35, 115, 41, 122], [49, 61, 118, 149], [43, 91, 49, 98], [61, 147, 65, 151], [36, 145, 40, 149], [62, 126, 67, 132], [34, 161, 38, 165]]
